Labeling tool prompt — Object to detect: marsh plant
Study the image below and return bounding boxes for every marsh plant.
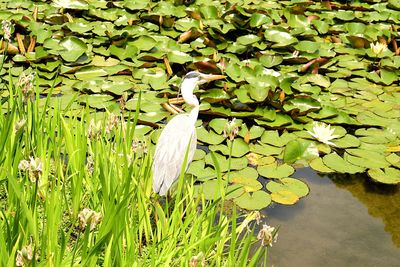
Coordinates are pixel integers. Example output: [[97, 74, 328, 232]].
[[0, 79, 269, 266]]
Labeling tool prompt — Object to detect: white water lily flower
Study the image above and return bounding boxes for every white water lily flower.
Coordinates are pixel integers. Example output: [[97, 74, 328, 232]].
[[307, 122, 339, 146], [370, 41, 387, 56]]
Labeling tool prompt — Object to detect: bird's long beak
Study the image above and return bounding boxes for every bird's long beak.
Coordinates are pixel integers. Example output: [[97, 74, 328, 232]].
[[201, 74, 226, 82]]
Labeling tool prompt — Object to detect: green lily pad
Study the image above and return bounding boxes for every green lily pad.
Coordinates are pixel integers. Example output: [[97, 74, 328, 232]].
[[283, 140, 319, 163], [233, 191, 272, 210], [230, 176, 262, 192], [264, 27, 298, 47], [225, 184, 245, 200], [197, 127, 225, 145], [367, 168, 400, 184], [204, 152, 248, 172], [257, 162, 295, 179], [250, 143, 283, 156], [249, 13, 272, 27], [79, 94, 114, 109], [333, 134, 361, 148], [345, 149, 390, 169], [386, 153, 400, 168], [266, 177, 309, 198], [237, 34, 261, 45], [238, 125, 264, 140], [322, 153, 365, 174], [187, 160, 217, 181], [225, 167, 259, 181], [209, 138, 249, 158], [109, 44, 138, 60], [260, 131, 294, 147], [59, 36, 88, 62], [193, 149, 206, 161], [195, 179, 227, 200], [309, 157, 334, 173]]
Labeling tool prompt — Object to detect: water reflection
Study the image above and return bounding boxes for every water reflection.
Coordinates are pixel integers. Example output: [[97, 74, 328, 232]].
[[263, 168, 400, 267]]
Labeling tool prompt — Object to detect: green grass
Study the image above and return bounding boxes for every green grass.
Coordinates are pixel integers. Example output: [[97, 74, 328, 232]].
[[0, 77, 267, 266]]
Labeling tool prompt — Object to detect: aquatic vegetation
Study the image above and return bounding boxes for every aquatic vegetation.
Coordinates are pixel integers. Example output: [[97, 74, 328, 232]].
[[0, 83, 266, 266], [307, 122, 339, 147], [370, 41, 388, 56]]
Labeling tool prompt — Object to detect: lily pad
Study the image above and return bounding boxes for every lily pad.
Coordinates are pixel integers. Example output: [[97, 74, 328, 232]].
[[309, 157, 334, 173], [322, 153, 365, 174], [283, 140, 319, 163], [197, 127, 225, 145], [257, 162, 295, 179], [266, 178, 309, 198], [271, 190, 299, 205], [233, 191, 272, 210], [367, 168, 400, 184], [209, 138, 250, 158], [230, 176, 262, 192], [59, 36, 88, 62], [194, 179, 227, 200]]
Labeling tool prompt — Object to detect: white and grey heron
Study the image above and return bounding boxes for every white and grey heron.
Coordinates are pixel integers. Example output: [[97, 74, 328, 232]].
[[152, 71, 225, 196]]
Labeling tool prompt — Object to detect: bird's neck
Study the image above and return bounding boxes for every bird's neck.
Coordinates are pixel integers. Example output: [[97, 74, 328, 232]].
[[181, 79, 199, 107], [181, 79, 200, 124], [188, 105, 199, 124]]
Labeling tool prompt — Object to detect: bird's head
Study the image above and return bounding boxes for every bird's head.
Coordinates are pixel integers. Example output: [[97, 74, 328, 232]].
[[180, 71, 225, 107], [183, 71, 226, 86]]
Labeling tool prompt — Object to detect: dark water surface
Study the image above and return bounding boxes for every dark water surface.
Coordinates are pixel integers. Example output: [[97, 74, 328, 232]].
[[263, 168, 400, 267]]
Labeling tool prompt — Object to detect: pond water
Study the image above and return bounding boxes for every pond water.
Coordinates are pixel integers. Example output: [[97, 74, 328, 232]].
[[263, 168, 400, 267]]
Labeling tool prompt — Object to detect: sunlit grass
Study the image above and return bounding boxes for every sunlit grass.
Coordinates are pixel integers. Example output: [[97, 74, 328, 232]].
[[0, 77, 268, 266]]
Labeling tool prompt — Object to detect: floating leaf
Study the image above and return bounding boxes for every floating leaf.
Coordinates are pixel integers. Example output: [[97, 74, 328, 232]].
[[367, 168, 400, 184], [225, 167, 259, 181], [309, 157, 334, 173], [204, 152, 248, 172], [230, 176, 262, 192], [271, 190, 299, 205], [264, 27, 298, 47], [209, 138, 250, 158], [250, 13, 272, 27], [195, 179, 227, 200], [333, 134, 361, 148], [197, 127, 225, 145], [59, 36, 87, 62], [323, 153, 365, 174], [345, 149, 390, 169], [283, 140, 319, 163], [257, 162, 295, 179], [266, 178, 309, 198], [233, 191, 272, 210]]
